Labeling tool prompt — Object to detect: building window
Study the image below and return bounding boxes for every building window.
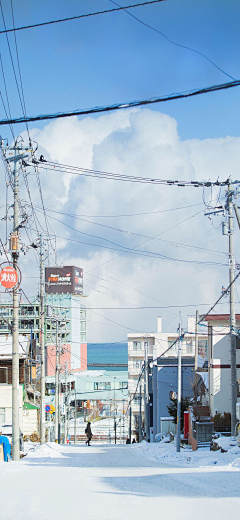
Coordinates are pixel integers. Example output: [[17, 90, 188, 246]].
[[119, 381, 128, 389], [168, 338, 177, 353], [81, 322, 86, 332], [133, 396, 140, 404], [0, 367, 8, 384], [86, 382, 94, 391], [185, 340, 193, 354], [94, 382, 111, 391], [133, 361, 142, 369], [0, 408, 5, 427], [133, 341, 142, 350]]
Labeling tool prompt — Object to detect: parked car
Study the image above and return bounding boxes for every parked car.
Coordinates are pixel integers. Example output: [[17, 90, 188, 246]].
[[1, 424, 24, 451]]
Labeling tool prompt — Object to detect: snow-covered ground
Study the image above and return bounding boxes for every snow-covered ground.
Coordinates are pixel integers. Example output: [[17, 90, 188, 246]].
[[0, 438, 239, 520], [136, 436, 240, 468]]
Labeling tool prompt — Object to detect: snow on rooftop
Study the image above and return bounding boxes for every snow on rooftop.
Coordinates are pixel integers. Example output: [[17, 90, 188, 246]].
[[0, 334, 29, 359]]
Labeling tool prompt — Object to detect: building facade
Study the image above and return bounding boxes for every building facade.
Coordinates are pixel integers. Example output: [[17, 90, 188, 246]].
[[205, 314, 240, 416], [0, 293, 87, 377], [128, 316, 208, 430], [45, 293, 87, 375]]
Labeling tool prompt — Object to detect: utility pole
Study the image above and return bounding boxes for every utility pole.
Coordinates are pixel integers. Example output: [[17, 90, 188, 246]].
[[227, 181, 237, 435], [194, 310, 199, 400], [55, 320, 60, 443], [12, 148, 20, 462], [4, 139, 33, 461], [139, 383, 142, 443], [205, 179, 238, 436], [129, 404, 132, 443], [119, 417, 122, 444], [144, 340, 149, 441], [108, 399, 111, 444], [74, 391, 77, 444], [113, 376, 116, 444], [39, 234, 45, 444], [64, 362, 68, 444], [176, 322, 182, 453], [1, 138, 36, 460]]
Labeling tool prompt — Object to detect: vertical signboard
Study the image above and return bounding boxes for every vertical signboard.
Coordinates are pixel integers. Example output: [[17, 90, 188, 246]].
[[197, 339, 208, 369]]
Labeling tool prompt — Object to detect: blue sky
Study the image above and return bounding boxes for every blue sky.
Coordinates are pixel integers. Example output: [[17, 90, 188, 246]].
[[1, 1, 240, 341], [0, 0, 239, 141]]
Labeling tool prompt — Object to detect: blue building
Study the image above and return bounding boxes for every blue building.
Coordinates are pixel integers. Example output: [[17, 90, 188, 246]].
[[151, 357, 195, 439]]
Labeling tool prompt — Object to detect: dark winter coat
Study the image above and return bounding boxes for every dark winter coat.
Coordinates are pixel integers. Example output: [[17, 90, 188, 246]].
[[86, 423, 92, 440]]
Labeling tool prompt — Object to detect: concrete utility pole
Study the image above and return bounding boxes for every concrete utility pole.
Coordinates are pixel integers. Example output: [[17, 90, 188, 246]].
[[12, 149, 20, 462], [63, 362, 70, 444], [55, 320, 60, 442], [39, 233, 45, 444], [194, 310, 199, 373], [139, 383, 142, 443], [152, 364, 158, 441], [64, 363, 67, 444], [205, 180, 239, 436], [129, 403, 132, 443], [144, 340, 149, 441], [227, 182, 237, 435], [108, 399, 111, 444], [176, 323, 182, 453], [119, 417, 122, 444], [74, 391, 77, 444], [194, 310, 199, 400], [2, 138, 33, 462]]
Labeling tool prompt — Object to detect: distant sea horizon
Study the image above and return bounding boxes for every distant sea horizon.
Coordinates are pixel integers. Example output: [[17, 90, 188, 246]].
[[87, 343, 128, 371]]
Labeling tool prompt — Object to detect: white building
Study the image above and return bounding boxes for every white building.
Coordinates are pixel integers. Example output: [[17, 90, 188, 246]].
[[128, 317, 208, 424], [205, 314, 240, 416], [0, 384, 23, 429]]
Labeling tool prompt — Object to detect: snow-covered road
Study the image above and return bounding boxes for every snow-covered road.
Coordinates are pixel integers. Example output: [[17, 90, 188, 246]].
[[0, 442, 240, 520]]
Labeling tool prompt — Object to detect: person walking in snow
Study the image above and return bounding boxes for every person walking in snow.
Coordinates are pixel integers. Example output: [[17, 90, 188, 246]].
[[85, 422, 92, 446]]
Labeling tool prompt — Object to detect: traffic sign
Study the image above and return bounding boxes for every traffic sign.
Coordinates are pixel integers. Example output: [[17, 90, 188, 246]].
[[45, 405, 51, 413], [50, 404, 55, 414], [0, 265, 18, 289]]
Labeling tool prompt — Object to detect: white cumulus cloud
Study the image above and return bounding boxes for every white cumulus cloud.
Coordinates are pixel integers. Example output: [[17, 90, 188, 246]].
[[2, 108, 239, 342]]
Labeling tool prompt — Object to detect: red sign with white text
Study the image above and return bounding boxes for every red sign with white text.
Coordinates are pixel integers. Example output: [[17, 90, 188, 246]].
[[0, 265, 18, 289]]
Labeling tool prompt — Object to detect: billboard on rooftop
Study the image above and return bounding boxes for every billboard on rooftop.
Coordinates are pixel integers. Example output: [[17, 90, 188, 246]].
[[45, 266, 83, 294]]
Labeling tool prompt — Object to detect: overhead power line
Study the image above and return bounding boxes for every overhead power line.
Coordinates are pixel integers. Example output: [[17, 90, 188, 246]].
[[31, 201, 204, 218], [198, 269, 240, 326], [109, 0, 236, 81], [0, 0, 30, 138], [0, 1, 165, 34], [37, 161, 233, 188], [32, 207, 227, 266], [27, 201, 226, 257], [0, 79, 239, 126], [50, 302, 229, 310]]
